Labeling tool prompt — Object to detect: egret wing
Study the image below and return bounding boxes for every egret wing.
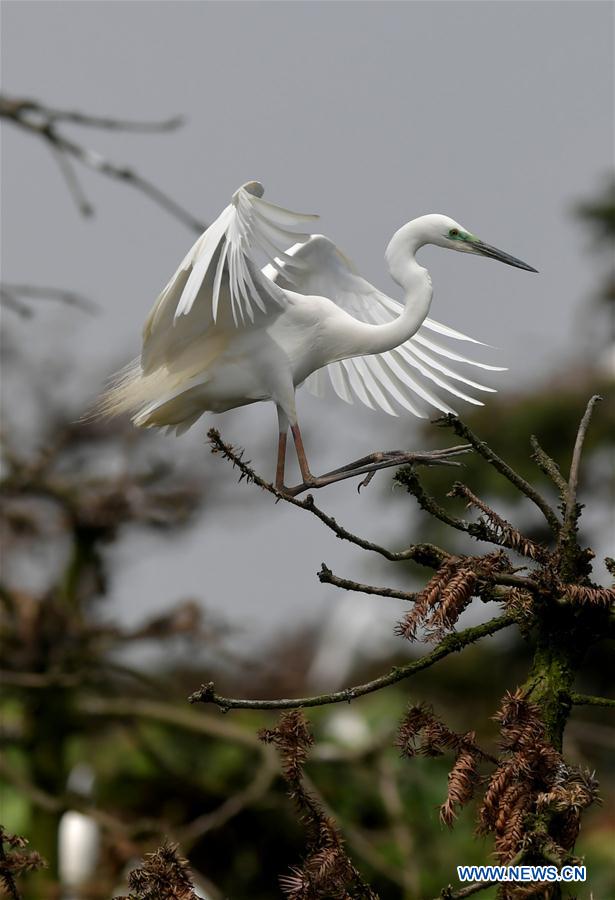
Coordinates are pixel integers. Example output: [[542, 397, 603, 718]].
[[264, 235, 505, 417], [141, 182, 318, 375]]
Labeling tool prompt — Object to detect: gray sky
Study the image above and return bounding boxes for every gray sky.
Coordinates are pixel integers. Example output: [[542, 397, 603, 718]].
[[2, 2, 613, 664]]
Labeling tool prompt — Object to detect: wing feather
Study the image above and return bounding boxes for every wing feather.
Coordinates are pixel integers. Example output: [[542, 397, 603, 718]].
[[266, 234, 504, 418]]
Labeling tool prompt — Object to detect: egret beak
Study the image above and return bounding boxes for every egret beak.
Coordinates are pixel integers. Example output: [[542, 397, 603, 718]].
[[471, 239, 538, 272]]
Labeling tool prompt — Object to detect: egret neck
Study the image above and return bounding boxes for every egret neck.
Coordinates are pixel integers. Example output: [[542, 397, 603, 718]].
[[335, 220, 434, 359]]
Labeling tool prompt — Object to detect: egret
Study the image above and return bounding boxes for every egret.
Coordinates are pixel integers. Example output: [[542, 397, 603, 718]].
[[100, 182, 536, 492]]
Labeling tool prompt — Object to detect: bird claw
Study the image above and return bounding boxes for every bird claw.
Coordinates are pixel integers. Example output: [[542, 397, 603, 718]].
[[279, 445, 471, 496], [357, 471, 377, 492]]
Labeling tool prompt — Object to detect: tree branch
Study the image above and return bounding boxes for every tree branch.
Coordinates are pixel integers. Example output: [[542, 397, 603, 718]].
[[563, 395, 603, 538], [434, 414, 561, 534], [0, 283, 97, 318], [11, 97, 183, 132], [570, 692, 615, 709], [437, 881, 493, 899], [208, 428, 451, 568], [0, 93, 206, 232], [530, 435, 569, 499], [318, 563, 418, 602], [188, 614, 515, 711]]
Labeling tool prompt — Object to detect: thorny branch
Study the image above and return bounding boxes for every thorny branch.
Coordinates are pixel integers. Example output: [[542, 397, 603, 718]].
[[0, 93, 206, 232], [208, 430, 542, 594], [258, 711, 379, 899], [188, 614, 515, 711], [447, 482, 548, 562], [208, 428, 452, 567]]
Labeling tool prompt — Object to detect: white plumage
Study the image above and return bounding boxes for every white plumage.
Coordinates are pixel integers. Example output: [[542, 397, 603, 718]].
[[99, 181, 536, 490]]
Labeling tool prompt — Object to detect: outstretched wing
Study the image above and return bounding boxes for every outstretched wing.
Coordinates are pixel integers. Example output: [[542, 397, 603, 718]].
[[263, 235, 505, 417], [141, 182, 318, 375]]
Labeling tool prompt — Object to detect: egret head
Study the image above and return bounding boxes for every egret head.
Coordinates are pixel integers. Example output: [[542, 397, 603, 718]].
[[419, 214, 538, 272]]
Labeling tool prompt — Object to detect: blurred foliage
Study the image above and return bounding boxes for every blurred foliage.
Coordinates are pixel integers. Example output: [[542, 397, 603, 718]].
[[574, 175, 615, 308]]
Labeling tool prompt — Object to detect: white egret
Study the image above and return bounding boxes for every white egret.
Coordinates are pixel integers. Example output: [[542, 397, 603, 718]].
[[100, 182, 536, 492]]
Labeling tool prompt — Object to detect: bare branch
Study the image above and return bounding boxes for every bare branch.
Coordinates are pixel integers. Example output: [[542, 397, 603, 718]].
[[0, 93, 206, 232], [0, 283, 98, 317], [13, 97, 184, 132], [318, 563, 418, 602], [436, 878, 496, 899], [570, 693, 615, 709], [530, 435, 569, 499], [50, 143, 94, 216], [434, 414, 561, 534], [563, 395, 603, 537], [188, 614, 514, 711]]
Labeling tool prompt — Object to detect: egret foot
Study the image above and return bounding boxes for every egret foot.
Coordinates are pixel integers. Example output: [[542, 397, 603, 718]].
[[282, 445, 471, 496]]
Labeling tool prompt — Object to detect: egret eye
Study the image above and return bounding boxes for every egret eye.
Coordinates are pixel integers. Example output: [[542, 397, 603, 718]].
[[449, 228, 459, 238]]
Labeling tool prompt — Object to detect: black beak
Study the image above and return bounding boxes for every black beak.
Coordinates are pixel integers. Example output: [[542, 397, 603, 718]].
[[473, 240, 538, 273]]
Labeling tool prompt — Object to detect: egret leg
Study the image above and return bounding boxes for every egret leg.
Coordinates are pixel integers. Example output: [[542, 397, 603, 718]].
[[290, 423, 315, 483], [275, 432, 288, 492]]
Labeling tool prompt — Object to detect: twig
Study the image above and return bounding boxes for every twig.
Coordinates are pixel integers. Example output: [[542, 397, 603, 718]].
[[394, 467, 469, 532], [530, 435, 569, 499], [11, 98, 183, 132], [318, 564, 536, 602], [208, 428, 450, 568], [0, 283, 98, 317], [318, 564, 418, 602], [50, 144, 94, 216], [437, 879, 494, 899], [0, 93, 205, 232], [563, 395, 603, 537], [188, 614, 515, 711], [434, 414, 561, 534], [570, 693, 615, 710]]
